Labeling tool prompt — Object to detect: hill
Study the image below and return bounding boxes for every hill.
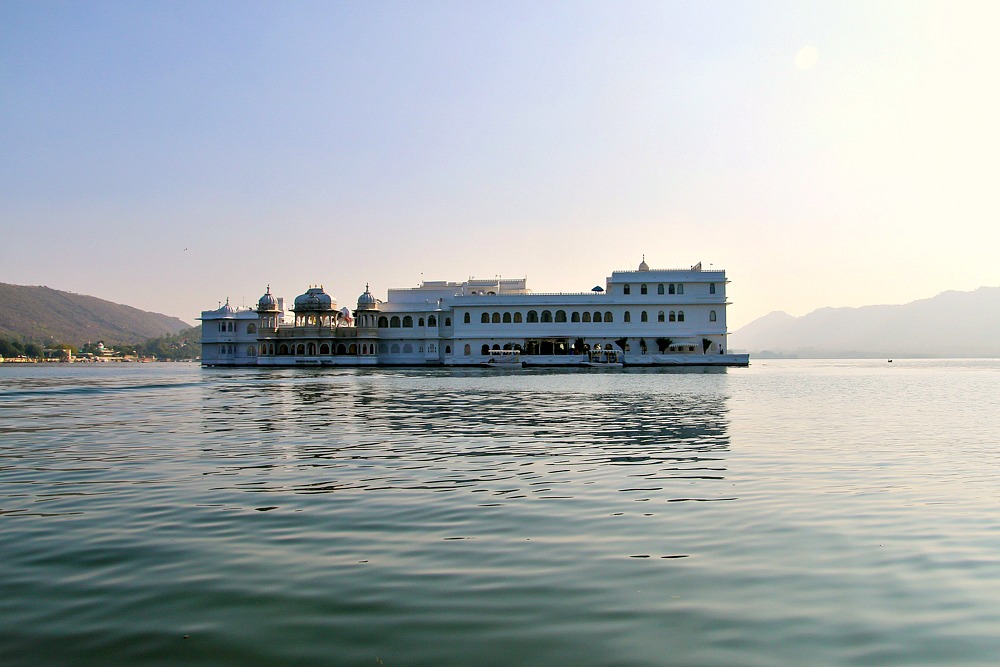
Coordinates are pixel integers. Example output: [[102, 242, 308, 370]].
[[0, 282, 190, 347], [732, 287, 1000, 358]]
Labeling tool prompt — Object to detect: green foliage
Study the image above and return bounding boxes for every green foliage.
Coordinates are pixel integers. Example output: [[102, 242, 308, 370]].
[[135, 326, 201, 360], [655, 337, 673, 353]]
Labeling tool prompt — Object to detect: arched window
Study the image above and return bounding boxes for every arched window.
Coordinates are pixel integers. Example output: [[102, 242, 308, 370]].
[[296, 344, 305, 355], [709, 283, 716, 295], [403, 343, 413, 353], [503, 312, 512, 323], [320, 343, 330, 355], [640, 284, 648, 295], [623, 284, 631, 295], [669, 311, 676, 322], [657, 284, 664, 295], [402, 316, 413, 328], [492, 344, 501, 350], [445, 318, 451, 326], [678, 311, 685, 322], [390, 344, 400, 353], [481, 344, 490, 355], [571, 312, 580, 323], [604, 311, 613, 322], [527, 310, 539, 323], [593, 311, 602, 323], [492, 312, 501, 323], [541, 310, 552, 322], [464, 313, 471, 324], [247, 323, 257, 334], [445, 346, 451, 354], [390, 316, 401, 328], [669, 284, 676, 295], [418, 318, 425, 327], [658, 311, 665, 323], [464, 344, 471, 355], [513, 312, 523, 323], [641, 311, 648, 322], [307, 343, 316, 355], [349, 343, 357, 354], [709, 310, 717, 322], [481, 313, 490, 323], [677, 284, 684, 294], [378, 316, 388, 327], [428, 315, 437, 326], [279, 344, 289, 355], [582, 312, 591, 323], [555, 310, 567, 322], [624, 311, 631, 323]]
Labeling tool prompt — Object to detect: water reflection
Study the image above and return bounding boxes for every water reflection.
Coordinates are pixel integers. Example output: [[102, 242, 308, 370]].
[[198, 368, 732, 505]]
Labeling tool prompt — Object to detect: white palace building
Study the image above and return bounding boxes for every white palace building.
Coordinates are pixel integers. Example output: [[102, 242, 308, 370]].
[[199, 259, 749, 367]]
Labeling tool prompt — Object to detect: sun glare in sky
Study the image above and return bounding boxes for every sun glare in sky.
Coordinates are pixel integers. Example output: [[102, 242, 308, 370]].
[[1, 1, 998, 329]]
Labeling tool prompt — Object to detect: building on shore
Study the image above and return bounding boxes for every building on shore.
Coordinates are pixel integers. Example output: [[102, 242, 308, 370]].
[[199, 260, 749, 367]]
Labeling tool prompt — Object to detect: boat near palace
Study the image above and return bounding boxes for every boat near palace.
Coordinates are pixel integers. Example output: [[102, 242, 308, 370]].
[[199, 259, 749, 368]]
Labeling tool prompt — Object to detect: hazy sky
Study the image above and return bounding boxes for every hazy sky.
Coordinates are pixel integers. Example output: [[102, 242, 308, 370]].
[[2, 1, 998, 328]]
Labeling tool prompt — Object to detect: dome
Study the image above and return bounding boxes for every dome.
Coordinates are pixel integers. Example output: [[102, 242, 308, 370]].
[[357, 284, 377, 309], [293, 285, 335, 311], [257, 285, 278, 310], [218, 298, 237, 315], [638, 255, 649, 271]]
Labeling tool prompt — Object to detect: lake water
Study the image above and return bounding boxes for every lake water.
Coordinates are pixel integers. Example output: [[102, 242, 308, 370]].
[[1, 360, 999, 666]]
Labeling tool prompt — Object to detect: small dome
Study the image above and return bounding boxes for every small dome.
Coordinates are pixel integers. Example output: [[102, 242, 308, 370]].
[[357, 283, 377, 309], [293, 285, 335, 311], [257, 285, 278, 310], [638, 255, 649, 271], [219, 298, 237, 315]]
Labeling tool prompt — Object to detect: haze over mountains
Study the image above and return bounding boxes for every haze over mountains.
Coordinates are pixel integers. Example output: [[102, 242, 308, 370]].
[[732, 286, 1000, 358], [0, 283, 190, 346]]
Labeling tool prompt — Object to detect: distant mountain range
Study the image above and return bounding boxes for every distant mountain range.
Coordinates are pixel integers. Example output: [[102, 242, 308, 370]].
[[732, 286, 1000, 358], [0, 282, 190, 346]]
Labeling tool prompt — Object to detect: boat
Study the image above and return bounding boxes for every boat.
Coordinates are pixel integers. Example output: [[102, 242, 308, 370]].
[[581, 348, 624, 367], [482, 349, 523, 368]]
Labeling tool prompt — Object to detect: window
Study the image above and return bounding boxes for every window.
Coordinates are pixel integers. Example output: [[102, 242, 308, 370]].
[[247, 346, 256, 356], [604, 311, 613, 322], [320, 343, 330, 354], [624, 311, 631, 323], [527, 310, 539, 323], [582, 312, 591, 323], [541, 310, 552, 322], [390, 344, 400, 353], [464, 313, 471, 324], [593, 311, 602, 323], [669, 284, 676, 295], [678, 311, 685, 322], [677, 284, 684, 294], [513, 312, 523, 323], [658, 311, 665, 323], [279, 344, 289, 355], [296, 344, 305, 355], [307, 343, 316, 355], [571, 312, 580, 322], [641, 311, 648, 322], [503, 312, 512, 323], [445, 346, 451, 354], [709, 283, 716, 295], [349, 344, 357, 354], [247, 323, 257, 334], [555, 310, 567, 322], [378, 316, 388, 327], [481, 313, 489, 323], [390, 316, 401, 328], [492, 312, 501, 323], [709, 310, 717, 322], [403, 316, 413, 327], [418, 318, 425, 327], [481, 344, 490, 355], [337, 343, 347, 354], [464, 344, 471, 355], [403, 343, 413, 353], [624, 284, 631, 295], [657, 284, 664, 295], [669, 311, 676, 322], [428, 315, 437, 326], [445, 318, 451, 326], [639, 284, 647, 295], [428, 344, 436, 353]]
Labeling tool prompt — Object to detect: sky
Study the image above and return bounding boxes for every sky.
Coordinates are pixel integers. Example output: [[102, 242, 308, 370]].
[[2, 1, 999, 329]]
